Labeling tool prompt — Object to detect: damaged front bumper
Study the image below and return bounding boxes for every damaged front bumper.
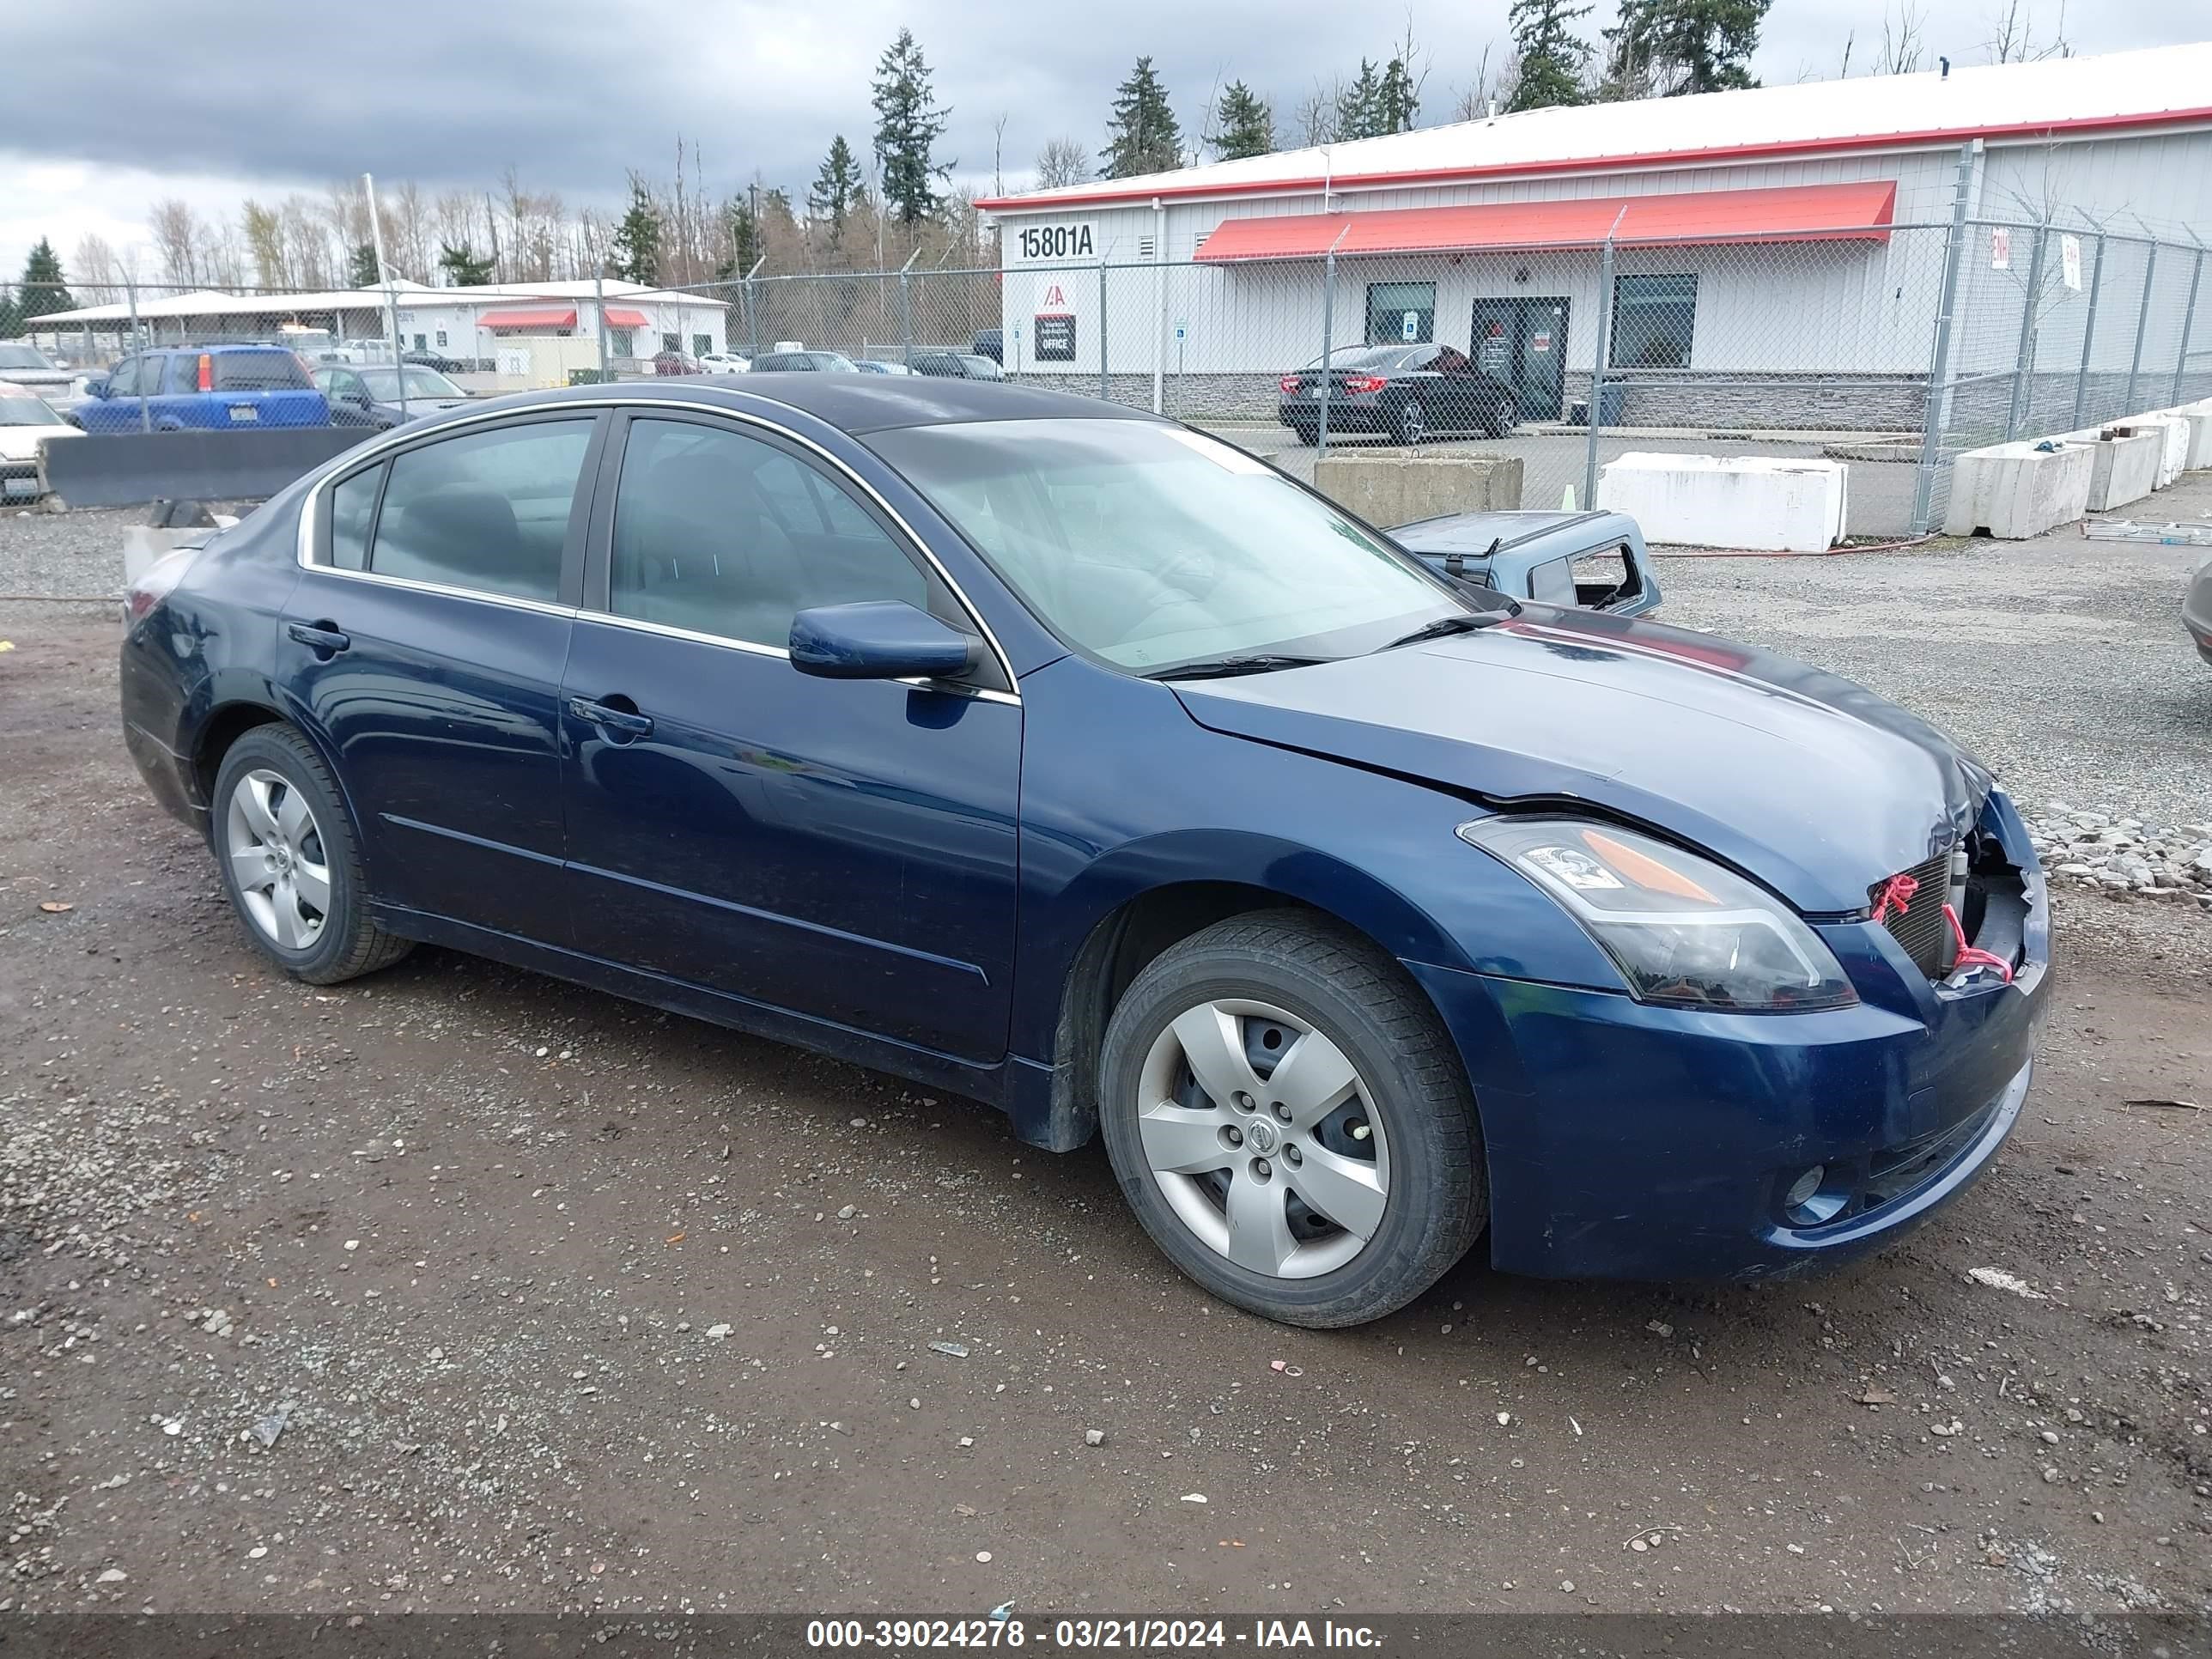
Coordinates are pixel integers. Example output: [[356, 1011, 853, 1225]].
[[1407, 793, 2051, 1282]]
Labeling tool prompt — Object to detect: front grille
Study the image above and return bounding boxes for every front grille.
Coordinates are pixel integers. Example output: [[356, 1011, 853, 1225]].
[[1874, 851, 1954, 978]]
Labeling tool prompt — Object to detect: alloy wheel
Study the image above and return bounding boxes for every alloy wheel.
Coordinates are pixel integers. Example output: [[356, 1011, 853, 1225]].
[[1135, 997, 1391, 1279], [225, 768, 331, 951]]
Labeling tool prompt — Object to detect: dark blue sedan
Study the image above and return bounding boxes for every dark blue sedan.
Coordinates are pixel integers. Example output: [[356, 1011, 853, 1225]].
[[119, 377, 2049, 1327]]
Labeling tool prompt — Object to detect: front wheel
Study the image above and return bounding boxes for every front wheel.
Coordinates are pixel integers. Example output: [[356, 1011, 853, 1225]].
[[1098, 910, 1486, 1328]]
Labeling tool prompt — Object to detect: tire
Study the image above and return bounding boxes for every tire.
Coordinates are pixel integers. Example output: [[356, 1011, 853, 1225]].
[[1486, 401, 1517, 440], [210, 724, 413, 986], [1097, 909, 1486, 1328], [1392, 397, 1426, 447]]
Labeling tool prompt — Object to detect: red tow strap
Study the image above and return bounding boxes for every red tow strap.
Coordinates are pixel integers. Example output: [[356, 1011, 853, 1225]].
[[1869, 871, 2014, 985]]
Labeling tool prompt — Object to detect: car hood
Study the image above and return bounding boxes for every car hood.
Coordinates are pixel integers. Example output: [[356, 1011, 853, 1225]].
[[0, 424, 76, 460], [1171, 606, 1995, 915]]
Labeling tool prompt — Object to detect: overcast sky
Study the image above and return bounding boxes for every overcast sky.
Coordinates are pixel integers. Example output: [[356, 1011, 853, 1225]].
[[4, 0, 2206, 277]]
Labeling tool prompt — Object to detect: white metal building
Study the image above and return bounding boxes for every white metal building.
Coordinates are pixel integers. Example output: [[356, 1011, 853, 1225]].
[[977, 45, 2212, 426], [26, 278, 731, 368]]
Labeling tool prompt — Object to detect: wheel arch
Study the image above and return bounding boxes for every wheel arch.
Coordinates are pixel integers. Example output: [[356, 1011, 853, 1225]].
[[1028, 836, 1475, 1154], [191, 698, 357, 844]]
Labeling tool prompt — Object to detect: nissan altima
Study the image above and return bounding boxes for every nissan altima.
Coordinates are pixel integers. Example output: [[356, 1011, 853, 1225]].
[[120, 377, 2049, 1328]]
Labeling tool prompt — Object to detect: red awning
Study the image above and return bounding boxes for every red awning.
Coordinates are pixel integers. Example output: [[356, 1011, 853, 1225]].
[[477, 307, 579, 330], [1194, 180, 1897, 263], [600, 307, 651, 328]]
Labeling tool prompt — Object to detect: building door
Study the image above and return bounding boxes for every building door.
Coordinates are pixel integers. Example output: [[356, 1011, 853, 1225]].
[[1468, 297, 1570, 421]]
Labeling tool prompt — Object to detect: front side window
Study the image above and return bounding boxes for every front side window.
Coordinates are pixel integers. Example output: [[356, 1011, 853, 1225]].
[[1366, 282, 1436, 345], [1612, 273, 1697, 368], [368, 419, 592, 602], [869, 419, 1475, 675], [608, 417, 927, 648], [106, 358, 141, 397]]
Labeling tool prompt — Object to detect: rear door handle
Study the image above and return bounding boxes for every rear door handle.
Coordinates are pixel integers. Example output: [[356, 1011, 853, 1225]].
[[567, 696, 654, 737], [286, 621, 350, 654]]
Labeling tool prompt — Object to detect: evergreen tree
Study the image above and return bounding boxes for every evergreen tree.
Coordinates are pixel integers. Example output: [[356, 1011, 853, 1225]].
[[1334, 60, 1385, 140], [809, 136, 867, 232], [872, 28, 952, 226], [349, 240, 381, 288], [436, 241, 495, 285], [1602, 0, 1767, 97], [15, 239, 73, 324], [1506, 0, 1595, 112], [608, 175, 664, 284], [1101, 57, 1184, 178], [718, 197, 763, 279], [1212, 82, 1274, 161], [1376, 52, 1421, 132]]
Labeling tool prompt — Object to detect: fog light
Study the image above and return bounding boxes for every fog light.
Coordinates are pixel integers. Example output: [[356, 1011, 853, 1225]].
[[1785, 1165, 1826, 1209], [1784, 1164, 1848, 1228]]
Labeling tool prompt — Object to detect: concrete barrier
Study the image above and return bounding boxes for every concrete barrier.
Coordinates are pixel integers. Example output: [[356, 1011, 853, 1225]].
[[40, 427, 367, 509], [2063, 428, 2162, 511], [1942, 440, 2094, 538], [1594, 453, 1847, 552], [1312, 450, 1523, 525], [2119, 413, 2191, 488], [2167, 399, 2212, 470]]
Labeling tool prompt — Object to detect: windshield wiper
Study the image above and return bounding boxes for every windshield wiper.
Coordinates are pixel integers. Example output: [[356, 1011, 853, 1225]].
[[1150, 653, 1334, 682], [1377, 611, 1511, 650]]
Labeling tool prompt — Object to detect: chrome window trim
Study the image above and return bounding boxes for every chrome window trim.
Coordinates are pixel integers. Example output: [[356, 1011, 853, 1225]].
[[292, 393, 1020, 695], [573, 608, 1018, 706], [294, 562, 578, 618]]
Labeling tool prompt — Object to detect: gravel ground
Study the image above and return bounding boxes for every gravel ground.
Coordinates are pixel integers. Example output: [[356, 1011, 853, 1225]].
[[1, 472, 2207, 1620], [1, 614, 2209, 1620]]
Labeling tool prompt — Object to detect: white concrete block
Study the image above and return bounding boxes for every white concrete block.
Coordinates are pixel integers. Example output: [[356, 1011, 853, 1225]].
[[2171, 400, 2212, 470], [2068, 429, 2162, 511], [2121, 413, 2191, 487], [1942, 440, 2094, 538], [1595, 453, 1847, 552]]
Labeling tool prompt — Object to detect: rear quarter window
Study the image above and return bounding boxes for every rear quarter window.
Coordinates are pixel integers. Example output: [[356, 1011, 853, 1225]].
[[214, 354, 311, 392]]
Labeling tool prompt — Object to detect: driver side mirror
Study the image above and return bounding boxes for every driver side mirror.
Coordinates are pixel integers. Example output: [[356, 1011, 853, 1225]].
[[788, 601, 978, 682], [86, 378, 111, 398]]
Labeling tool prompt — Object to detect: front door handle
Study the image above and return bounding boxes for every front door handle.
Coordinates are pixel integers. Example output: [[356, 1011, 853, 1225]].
[[568, 696, 654, 738], [286, 621, 350, 655]]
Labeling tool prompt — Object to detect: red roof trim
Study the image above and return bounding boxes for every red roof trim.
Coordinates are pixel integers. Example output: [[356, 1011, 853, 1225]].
[[1194, 181, 1898, 263], [975, 104, 2212, 213], [478, 306, 579, 329]]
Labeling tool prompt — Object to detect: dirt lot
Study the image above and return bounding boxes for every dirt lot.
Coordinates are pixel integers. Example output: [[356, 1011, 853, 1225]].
[[2, 589, 2209, 1618]]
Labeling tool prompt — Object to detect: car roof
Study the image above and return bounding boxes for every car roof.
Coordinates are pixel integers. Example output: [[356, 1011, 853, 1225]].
[[490, 375, 1162, 435]]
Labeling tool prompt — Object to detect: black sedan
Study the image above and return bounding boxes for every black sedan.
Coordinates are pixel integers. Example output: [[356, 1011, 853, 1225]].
[[912, 352, 1006, 382], [1279, 343, 1516, 446]]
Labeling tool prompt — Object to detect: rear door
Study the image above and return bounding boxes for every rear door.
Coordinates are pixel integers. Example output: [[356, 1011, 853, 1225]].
[[556, 408, 1023, 1060], [280, 411, 607, 940]]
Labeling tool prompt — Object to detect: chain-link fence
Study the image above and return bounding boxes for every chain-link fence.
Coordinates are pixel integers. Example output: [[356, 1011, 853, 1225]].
[[8, 197, 2208, 531]]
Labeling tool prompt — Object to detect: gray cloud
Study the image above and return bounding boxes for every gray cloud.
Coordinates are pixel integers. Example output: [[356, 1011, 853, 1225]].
[[3, 0, 2195, 216]]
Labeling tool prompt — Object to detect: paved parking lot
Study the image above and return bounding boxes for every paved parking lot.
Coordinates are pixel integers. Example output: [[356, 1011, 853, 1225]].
[[1, 482, 2208, 1617]]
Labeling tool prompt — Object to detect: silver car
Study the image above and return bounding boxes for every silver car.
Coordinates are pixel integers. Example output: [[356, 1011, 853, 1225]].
[[2187, 552, 2212, 665]]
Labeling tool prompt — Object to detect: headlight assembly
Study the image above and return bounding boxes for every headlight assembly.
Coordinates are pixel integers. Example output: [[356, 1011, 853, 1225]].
[[1456, 817, 1857, 1012]]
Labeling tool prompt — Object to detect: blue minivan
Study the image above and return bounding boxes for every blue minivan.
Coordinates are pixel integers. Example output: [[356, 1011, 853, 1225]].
[[74, 345, 330, 434]]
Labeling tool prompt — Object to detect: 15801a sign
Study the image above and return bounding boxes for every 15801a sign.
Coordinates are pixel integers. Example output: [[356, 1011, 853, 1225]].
[[1012, 222, 1096, 262]]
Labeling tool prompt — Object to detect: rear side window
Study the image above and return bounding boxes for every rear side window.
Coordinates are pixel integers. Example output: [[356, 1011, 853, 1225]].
[[214, 352, 311, 391], [168, 356, 204, 392], [329, 464, 383, 571], [1529, 557, 1577, 606], [368, 420, 592, 603]]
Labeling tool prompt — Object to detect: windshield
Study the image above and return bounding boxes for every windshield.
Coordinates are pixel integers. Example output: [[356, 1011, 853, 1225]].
[[0, 393, 64, 425], [0, 345, 57, 371], [867, 418, 1482, 675], [361, 365, 464, 399]]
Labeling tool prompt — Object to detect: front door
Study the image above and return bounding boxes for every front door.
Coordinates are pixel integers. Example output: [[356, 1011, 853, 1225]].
[[281, 411, 604, 939], [1468, 296, 1571, 420], [558, 410, 1022, 1062]]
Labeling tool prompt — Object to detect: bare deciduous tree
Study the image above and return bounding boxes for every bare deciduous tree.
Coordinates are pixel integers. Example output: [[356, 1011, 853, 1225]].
[[1034, 137, 1091, 190], [147, 198, 204, 287], [1875, 3, 1928, 76]]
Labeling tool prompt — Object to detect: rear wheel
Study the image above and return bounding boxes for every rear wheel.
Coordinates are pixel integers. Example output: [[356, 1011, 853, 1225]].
[[1392, 398, 1426, 447], [1098, 910, 1486, 1328], [211, 724, 413, 985]]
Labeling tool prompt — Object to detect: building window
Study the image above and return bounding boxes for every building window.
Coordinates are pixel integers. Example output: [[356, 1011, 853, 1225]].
[[608, 329, 635, 357], [1611, 274, 1697, 368], [693, 332, 712, 356], [412, 332, 426, 350], [1366, 282, 1435, 345], [661, 331, 680, 353]]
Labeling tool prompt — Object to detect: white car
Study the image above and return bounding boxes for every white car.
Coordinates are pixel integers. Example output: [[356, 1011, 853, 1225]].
[[697, 352, 750, 374], [0, 380, 82, 501]]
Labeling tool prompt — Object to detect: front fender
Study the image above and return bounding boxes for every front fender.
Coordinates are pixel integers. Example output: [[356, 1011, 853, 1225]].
[[1008, 654, 1625, 1065]]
